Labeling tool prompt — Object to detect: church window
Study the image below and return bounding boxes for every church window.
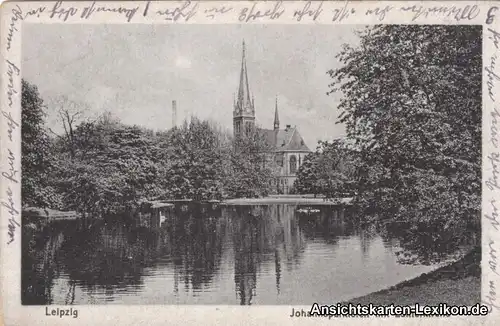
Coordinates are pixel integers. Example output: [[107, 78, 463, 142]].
[[290, 155, 297, 174], [245, 122, 252, 135], [236, 121, 241, 134], [276, 155, 284, 167]]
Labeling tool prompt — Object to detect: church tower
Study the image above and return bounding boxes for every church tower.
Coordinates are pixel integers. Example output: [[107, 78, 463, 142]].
[[233, 41, 255, 138]]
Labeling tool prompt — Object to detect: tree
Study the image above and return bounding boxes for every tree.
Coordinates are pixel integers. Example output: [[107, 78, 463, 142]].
[[314, 140, 356, 199], [165, 118, 228, 200], [21, 80, 61, 209], [50, 95, 91, 159], [59, 122, 168, 217], [328, 25, 481, 263], [224, 130, 276, 198], [294, 153, 319, 195], [23, 84, 278, 219], [294, 140, 357, 198]]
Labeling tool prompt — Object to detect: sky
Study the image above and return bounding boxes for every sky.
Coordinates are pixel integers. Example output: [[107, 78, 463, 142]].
[[22, 24, 361, 150]]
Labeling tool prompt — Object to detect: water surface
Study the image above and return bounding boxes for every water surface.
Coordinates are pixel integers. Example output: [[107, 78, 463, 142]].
[[22, 204, 437, 305]]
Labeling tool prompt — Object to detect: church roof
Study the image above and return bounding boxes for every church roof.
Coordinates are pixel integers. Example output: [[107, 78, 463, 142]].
[[258, 127, 311, 152]]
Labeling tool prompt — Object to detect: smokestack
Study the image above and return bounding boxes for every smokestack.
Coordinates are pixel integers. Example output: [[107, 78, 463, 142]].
[[172, 100, 177, 128]]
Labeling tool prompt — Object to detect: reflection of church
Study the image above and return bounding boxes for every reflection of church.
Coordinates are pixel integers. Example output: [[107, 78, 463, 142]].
[[231, 205, 306, 305], [233, 41, 312, 194]]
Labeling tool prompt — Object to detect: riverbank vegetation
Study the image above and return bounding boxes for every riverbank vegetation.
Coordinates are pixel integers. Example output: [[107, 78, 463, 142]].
[[295, 25, 481, 268], [21, 80, 275, 219]]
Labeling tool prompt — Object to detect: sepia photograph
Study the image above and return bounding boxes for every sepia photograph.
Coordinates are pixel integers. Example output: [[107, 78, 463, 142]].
[[18, 21, 482, 307]]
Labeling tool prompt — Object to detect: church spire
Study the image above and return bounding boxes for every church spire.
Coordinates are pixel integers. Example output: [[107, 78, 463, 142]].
[[233, 41, 256, 139], [274, 95, 280, 130], [235, 40, 253, 115]]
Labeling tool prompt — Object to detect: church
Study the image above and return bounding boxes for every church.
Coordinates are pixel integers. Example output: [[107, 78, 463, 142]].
[[232, 41, 311, 194]]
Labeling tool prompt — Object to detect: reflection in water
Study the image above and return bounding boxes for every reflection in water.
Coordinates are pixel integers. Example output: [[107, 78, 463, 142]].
[[228, 205, 306, 305], [22, 204, 438, 305]]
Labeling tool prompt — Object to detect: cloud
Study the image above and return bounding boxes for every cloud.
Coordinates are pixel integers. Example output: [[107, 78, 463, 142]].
[[175, 56, 192, 69]]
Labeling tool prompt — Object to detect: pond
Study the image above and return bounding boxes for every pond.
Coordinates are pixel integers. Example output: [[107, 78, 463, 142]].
[[22, 204, 439, 305]]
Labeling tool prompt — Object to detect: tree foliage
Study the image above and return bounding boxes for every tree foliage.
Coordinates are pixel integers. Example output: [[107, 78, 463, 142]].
[[328, 25, 481, 263], [225, 130, 276, 198], [294, 140, 357, 198], [56, 122, 166, 217], [21, 80, 61, 209], [294, 152, 319, 195], [166, 118, 229, 200], [21, 87, 276, 219]]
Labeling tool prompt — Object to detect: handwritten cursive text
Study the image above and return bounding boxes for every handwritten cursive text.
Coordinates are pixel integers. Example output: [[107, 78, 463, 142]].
[[5, 6, 23, 51], [6, 60, 20, 109], [331, 1, 355, 22], [81, 1, 139, 22], [204, 5, 233, 20], [366, 5, 393, 21], [239, 1, 285, 23], [400, 4, 480, 22], [485, 240, 500, 313], [293, 1, 323, 22], [156, 1, 199, 22]]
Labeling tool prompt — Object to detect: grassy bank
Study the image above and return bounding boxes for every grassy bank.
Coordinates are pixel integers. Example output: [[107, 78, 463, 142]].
[[347, 247, 481, 306]]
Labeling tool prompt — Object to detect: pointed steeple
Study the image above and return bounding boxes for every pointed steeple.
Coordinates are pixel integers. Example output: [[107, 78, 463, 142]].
[[274, 95, 280, 130], [235, 40, 253, 116], [233, 41, 256, 139]]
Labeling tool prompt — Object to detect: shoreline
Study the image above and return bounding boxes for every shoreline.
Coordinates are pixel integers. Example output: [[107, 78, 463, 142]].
[[22, 196, 353, 219], [221, 196, 353, 206], [346, 247, 481, 306]]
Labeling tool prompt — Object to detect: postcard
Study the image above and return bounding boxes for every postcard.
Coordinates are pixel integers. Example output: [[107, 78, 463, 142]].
[[1, 1, 499, 325]]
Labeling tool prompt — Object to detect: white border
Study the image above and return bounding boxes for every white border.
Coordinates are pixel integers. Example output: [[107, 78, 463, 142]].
[[1, 1, 499, 325]]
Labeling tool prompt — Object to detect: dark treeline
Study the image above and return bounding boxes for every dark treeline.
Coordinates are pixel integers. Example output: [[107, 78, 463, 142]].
[[21, 79, 274, 219], [294, 25, 481, 264]]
